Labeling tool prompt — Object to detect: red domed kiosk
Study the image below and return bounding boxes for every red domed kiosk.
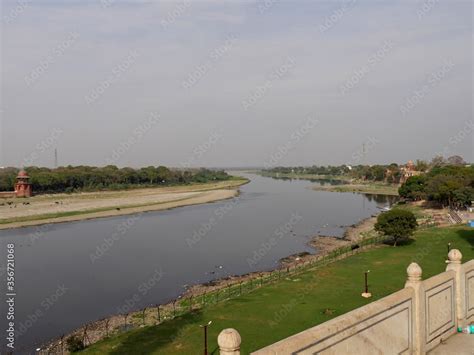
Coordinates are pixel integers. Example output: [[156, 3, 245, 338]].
[[15, 170, 32, 197]]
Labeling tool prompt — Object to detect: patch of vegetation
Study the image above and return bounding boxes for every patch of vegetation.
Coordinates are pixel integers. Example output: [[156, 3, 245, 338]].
[[81, 226, 474, 355], [67, 335, 85, 352], [0, 166, 233, 194], [399, 165, 474, 208], [375, 209, 418, 246], [313, 183, 399, 196]]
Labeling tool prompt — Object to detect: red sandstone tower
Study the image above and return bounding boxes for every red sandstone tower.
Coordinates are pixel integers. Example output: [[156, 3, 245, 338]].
[[15, 170, 32, 197]]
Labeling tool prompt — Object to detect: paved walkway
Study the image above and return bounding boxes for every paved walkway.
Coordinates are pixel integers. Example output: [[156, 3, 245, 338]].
[[428, 334, 474, 354]]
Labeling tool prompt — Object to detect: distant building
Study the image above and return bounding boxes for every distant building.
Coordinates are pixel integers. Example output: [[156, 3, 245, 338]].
[[399, 160, 422, 184], [0, 169, 32, 198], [15, 170, 32, 197]]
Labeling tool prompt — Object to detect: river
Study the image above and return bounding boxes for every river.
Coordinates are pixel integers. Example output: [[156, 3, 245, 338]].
[[0, 173, 396, 353]]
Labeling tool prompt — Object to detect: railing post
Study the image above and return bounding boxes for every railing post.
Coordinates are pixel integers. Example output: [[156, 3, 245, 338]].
[[218, 328, 241, 355], [404, 262, 425, 355], [446, 249, 465, 327]]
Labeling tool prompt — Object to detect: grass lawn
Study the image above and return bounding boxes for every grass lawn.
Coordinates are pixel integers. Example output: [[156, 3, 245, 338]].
[[81, 226, 474, 355]]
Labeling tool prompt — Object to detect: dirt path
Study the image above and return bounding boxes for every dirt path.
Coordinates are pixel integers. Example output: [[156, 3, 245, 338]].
[[0, 180, 247, 230]]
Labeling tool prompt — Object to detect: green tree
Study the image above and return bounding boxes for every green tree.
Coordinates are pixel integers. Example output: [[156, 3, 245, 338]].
[[375, 209, 418, 246], [415, 159, 429, 172], [425, 174, 465, 207], [399, 175, 427, 200], [446, 155, 466, 166]]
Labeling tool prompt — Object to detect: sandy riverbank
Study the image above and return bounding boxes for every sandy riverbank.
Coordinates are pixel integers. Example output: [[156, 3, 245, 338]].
[[0, 179, 247, 230], [280, 216, 379, 265]]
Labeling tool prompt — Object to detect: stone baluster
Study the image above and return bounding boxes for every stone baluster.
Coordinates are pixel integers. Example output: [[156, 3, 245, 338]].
[[404, 262, 425, 355], [218, 328, 241, 355], [446, 249, 465, 327]]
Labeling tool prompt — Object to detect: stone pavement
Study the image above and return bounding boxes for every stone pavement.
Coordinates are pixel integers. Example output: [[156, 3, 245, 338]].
[[428, 333, 474, 354]]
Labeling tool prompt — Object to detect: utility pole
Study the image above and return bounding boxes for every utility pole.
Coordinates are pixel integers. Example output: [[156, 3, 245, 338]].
[[362, 142, 366, 166], [54, 148, 58, 168]]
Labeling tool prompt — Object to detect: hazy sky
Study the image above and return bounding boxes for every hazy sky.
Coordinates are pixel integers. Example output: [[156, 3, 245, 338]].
[[1, 0, 472, 168]]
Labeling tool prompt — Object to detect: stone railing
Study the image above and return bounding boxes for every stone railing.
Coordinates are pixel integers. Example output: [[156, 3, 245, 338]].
[[216, 249, 474, 354]]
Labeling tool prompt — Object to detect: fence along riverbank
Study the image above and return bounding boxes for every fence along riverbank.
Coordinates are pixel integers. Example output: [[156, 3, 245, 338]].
[[38, 234, 387, 354]]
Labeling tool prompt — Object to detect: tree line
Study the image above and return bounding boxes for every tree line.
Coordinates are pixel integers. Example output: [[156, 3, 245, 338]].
[[263, 155, 468, 185], [0, 166, 232, 194], [399, 165, 474, 208], [264, 164, 401, 182]]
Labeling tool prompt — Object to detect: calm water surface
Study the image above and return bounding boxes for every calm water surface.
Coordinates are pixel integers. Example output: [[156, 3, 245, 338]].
[[0, 174, 396, 352]]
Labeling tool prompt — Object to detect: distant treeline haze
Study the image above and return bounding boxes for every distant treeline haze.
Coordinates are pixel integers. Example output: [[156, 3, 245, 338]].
[[265, 156, 473, 208], [0, 166, 232, 194], [264, 164, 402, 183], [264, 156, 468, 185]]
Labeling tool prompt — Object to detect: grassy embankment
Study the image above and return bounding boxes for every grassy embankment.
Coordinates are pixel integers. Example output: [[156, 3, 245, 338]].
[[258, 171, 399, 196], [259, 171, 351, 182], [0, 178, 248, 226], [82, 225, 474, 354], [312, 182, 400, 196]]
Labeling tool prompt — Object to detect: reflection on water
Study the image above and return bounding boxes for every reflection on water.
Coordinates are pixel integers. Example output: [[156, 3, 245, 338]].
[[364, 193, 398, 205]]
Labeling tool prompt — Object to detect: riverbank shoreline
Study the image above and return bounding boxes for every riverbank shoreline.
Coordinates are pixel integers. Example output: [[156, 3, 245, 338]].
[[0, 179, 248, 230], [312, 183, 399, 196], [256, 171, 399, 196], [258, 172, 352, 182], [39, 213, 379, 353]]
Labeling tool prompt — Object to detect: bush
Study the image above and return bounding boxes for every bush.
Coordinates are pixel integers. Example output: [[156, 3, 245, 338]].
[[66, 335, 85, 352]]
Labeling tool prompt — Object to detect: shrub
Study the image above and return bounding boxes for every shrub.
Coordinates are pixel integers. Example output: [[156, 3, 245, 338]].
[[375, 209, 418, 246], [66, 335, 85, 352]]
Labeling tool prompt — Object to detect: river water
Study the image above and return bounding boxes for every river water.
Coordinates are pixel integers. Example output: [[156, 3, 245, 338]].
[[0, 173, 396, 353]]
